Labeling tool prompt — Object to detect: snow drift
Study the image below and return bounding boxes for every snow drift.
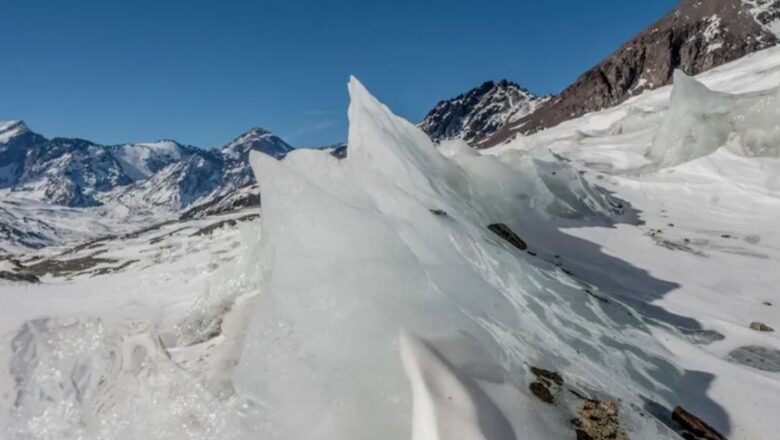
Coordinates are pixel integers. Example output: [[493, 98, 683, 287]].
[[235, 77, 686, 439]]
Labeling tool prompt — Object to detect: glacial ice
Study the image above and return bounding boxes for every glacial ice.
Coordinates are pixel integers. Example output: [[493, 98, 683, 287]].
[[233, 77, 685, 439], [647, 70, 780, 168]]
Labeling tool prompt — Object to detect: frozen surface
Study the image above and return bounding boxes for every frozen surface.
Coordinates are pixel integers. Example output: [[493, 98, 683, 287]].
[[647, 70, 780, 168], [233, 78, 684, 440], [2, 45, 780, 440], [497, 45, 780, 440]]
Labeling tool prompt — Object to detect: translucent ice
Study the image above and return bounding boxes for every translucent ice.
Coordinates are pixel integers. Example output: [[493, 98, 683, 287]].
[[234, 77, 684, 440]]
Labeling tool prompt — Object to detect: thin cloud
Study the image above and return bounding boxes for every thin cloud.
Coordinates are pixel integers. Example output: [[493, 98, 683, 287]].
[[283, 119, 339, 145]]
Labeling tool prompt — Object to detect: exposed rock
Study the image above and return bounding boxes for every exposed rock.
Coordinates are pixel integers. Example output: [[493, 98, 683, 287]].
[[0, 258, 40, 283], [482, 0, 779, 147], [487, 223, 528, 251], [749, 321, 775, 332], [572, 399, 629, 440], [530, 366, 564, 386], [319, 143, 348, 159], [0, 270, 40, 283], [190, 214, 260, 237], [671, 406, 728, 440], [25, 254, 119, 278], [420, 80, 545, 146], [180, 184, 261, 220], [528, 366, 565, 404], [529, 381, 555, 404]]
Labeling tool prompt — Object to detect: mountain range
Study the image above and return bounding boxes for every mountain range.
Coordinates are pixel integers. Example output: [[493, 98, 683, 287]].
[[0, 121, 293, 211], [3, 0, 780, 253], [422, 0, 780, 147]]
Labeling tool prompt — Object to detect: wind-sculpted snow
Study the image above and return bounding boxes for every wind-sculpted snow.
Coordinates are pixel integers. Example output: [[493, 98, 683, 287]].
[[648, 69, 780, 168], [235, 77, 683, 439]]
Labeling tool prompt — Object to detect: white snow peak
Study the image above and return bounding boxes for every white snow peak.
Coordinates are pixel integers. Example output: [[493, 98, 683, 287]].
[[0, 120, 29, 144]]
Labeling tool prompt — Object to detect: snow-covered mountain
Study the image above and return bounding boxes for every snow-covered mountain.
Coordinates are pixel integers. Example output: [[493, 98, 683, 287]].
[[109, 140, 195, 181], [0, 123, 293, 212], [219, 127, 294, 192], [420, 80, 544, 146], [5, 135, 133, 207], [0, 123, 294, 252], [111, 127, 294, 212], [422, 0, 780, 147], [105, 148, 225, 212]]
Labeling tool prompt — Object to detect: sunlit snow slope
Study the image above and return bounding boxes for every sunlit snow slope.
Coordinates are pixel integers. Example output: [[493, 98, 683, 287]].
[[492, 45, 780, 440]]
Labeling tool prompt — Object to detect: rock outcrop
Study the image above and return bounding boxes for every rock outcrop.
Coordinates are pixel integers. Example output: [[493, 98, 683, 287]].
[[420, 80, 544, 146]]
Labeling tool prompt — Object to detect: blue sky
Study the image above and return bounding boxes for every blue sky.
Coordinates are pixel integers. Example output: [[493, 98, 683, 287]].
[[1, 0, 679, 148]]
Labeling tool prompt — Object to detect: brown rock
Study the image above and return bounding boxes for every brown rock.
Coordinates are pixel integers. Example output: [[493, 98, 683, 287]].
[[749, 321, 775, 332], [572, 399, 628, 440], [529, 381, 555, 404], [487, 223, 527, 251], [672, 406, 727, 440], [530, 366, 564, 386]]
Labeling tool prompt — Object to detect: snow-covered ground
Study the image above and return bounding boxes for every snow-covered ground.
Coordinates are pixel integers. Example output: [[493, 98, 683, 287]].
[[492, 45, 780, 439], [2, 46, 780, 440], [0, 190, 165, 256]]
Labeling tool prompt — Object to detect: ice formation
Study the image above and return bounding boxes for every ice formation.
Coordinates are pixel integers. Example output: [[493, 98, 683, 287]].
[[648, 69, 780, 168], [234, 77, 684, 439]]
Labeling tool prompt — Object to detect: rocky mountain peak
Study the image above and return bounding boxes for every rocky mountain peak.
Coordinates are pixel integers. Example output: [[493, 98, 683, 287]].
[[743, 0, 780, 36], [420, 80, 544, 146], [222, 126, 294, 160], [0, 121, 31, 143], [477, 0, 780, 147]]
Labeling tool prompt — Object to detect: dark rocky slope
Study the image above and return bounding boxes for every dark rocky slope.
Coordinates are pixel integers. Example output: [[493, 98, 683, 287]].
[[420, 80, 544, 146], [422, 0, 780, 148]]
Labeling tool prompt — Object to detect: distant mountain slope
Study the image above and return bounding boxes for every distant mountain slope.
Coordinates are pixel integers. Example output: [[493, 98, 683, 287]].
[[422, 0, 780, 148], [109, 140, 195, 181], [1, 122, 49, 188], [420, 80, 544, 146], [0, 122, 294, 211], [219, 127, 294, 193]]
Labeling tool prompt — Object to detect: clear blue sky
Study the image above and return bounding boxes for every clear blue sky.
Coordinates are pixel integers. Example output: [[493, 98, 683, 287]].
[[1, 0, 679, 148]]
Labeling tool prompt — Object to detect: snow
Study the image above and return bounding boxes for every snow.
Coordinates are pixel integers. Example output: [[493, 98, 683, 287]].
[[0, 121, 28, 144], [0, 210, 260, 439], [494, 45, 780, 440], [703, 15, 724, 53], [2, 44, 780, 440], [744, 0, 780, 38], [0, 190, 156, 255], [111, 141, 186, 181]]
